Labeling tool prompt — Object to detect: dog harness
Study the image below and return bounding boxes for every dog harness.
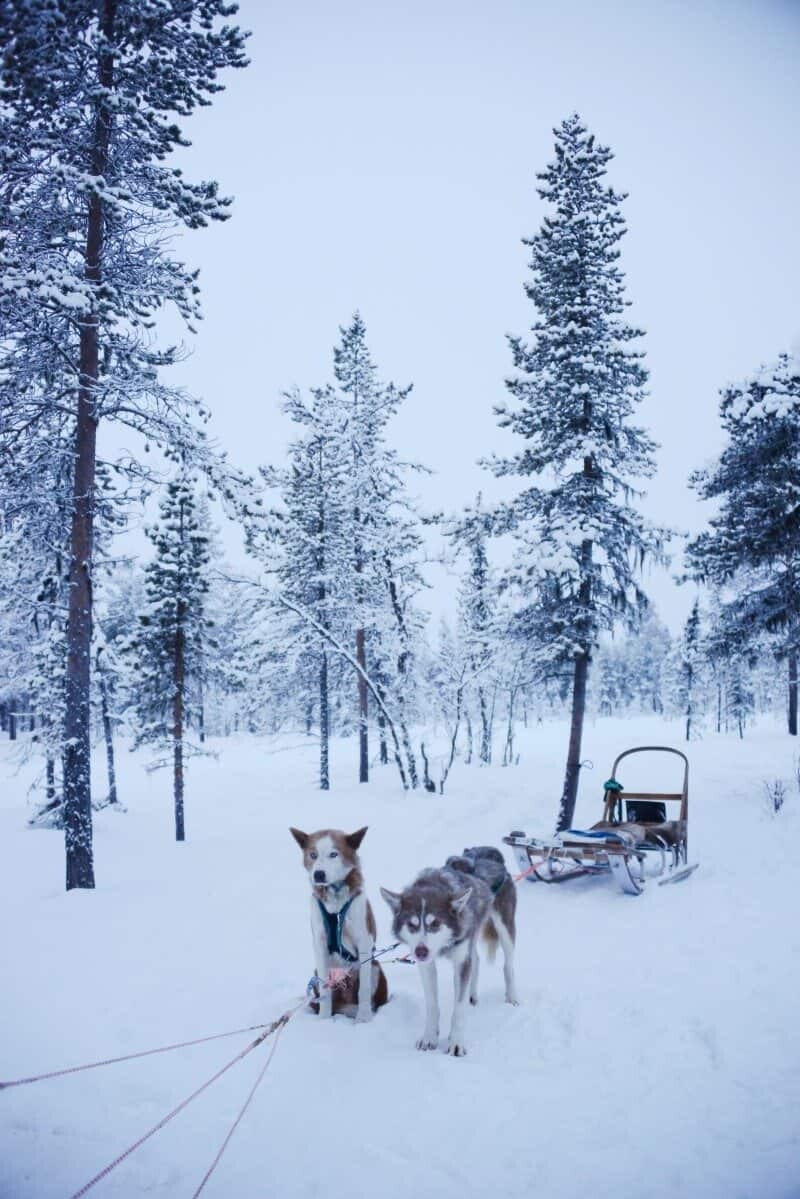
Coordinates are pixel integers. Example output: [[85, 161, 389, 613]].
[[316, 895, 358, 963], [461, 846, 509, 895]]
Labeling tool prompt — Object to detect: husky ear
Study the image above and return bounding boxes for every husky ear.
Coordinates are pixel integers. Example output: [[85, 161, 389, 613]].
[[346, 826, 368, 851], [289, 827, 309, 850], [380, 887, 401, 913], [451, 887, 473, 914]]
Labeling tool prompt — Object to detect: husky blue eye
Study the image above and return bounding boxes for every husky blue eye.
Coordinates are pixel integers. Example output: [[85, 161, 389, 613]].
[[329, 851, 338, 858], [309, 851, 317, 860]]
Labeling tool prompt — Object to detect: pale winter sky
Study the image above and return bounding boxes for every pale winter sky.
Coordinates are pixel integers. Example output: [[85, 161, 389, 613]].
[[144, 0, 800, 631]]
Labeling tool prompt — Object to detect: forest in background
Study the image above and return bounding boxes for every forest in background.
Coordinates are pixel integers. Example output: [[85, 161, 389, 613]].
[[1, 4, 798, 889]]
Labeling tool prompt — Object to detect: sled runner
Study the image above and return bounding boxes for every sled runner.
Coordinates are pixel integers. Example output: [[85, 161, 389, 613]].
[[504, 746, 699, 896]]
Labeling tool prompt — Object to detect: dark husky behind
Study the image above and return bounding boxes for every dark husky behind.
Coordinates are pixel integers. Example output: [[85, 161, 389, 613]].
[[445, 846, 516, 961]]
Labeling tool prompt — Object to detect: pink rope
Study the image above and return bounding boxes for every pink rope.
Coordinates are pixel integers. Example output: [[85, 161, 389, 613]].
[[66, 1010, 298, 1199], [0, 1024, 273, 1092], [191, 1019, 289, 1197], [38, 944, 401, 1197]]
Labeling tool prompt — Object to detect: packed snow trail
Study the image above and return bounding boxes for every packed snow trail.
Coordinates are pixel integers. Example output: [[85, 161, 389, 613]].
[[1, 716, 798, 1199]]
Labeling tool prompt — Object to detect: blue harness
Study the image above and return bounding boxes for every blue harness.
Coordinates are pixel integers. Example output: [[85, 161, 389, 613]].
[[316, 895, 358, 963]]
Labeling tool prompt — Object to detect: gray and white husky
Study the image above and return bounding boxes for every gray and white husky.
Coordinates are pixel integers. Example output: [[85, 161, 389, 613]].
[[381, 846, 518, 1057]]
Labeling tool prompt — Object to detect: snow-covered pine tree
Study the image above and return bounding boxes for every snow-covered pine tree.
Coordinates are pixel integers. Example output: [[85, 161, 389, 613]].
[[0, 2, 247, 888], [591, 642, 626, 716], [628, 611, 671, 714], [724, 657, 754, 739], [129, 470, 213, 840], [669, 599, 704, 741], [368, 455, 428, 789], [201, 575, 263, 739], [446, 494, 500, 765], [333, 313, 417, 784], [489, 114, 662, 830], [687, 353, 800, 734], [256, 315, 428, 789], [261, 384, 350, 789], [0, 428, 76, 817]]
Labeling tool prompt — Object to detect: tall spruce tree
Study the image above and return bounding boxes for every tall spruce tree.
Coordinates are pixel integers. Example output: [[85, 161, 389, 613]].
[[256, 315, 426, 789], [0, 2, 247, 887], [333, 313, 414, 783], [263, 384, 350, 789], [674, 599, 703, 742], [686, 353, 800, 734], [489, 114, 661, 830], [446, 494, 499, 765], [130, 470, 212, 840]]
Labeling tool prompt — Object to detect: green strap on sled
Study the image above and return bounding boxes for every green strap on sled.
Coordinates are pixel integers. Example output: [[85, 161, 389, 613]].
[[603, 778, 623, 792]]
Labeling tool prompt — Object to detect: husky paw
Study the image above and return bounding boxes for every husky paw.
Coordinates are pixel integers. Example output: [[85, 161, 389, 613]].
[[416, 1036, 438, 1051], [469, 996, 479, 1006], [354, 1009, 373, 1024], [447, 1041, 467, 1057], [505, 995, 521, 1007]]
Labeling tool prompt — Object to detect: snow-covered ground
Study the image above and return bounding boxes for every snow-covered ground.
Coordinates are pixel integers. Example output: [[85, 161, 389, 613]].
[[2, 716, 799, 1199]]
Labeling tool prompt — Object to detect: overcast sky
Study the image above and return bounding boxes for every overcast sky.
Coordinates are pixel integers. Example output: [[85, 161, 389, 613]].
[[150, 0, 800, 631]]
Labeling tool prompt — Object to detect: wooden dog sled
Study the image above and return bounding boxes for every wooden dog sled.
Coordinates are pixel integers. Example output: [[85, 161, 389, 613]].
[[504, 746, 699, 896]]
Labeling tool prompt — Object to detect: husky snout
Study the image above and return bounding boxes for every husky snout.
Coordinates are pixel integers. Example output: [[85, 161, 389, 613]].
[[414, 944, 430, 961], [313, 869, 326, 883]]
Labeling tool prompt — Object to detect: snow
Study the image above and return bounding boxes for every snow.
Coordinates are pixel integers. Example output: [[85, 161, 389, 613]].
[[1, 717, 799, 1199]]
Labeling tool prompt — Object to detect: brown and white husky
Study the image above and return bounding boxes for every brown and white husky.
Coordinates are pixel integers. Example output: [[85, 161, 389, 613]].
[[290, 826, 389, 1022]]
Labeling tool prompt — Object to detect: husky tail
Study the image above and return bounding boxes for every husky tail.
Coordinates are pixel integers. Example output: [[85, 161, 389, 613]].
[[482, 916, 499, 962]]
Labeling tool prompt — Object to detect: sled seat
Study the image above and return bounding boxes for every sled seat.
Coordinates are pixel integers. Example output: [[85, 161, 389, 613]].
[[565, 828, 627, 841], [586, 821, 649, 844]]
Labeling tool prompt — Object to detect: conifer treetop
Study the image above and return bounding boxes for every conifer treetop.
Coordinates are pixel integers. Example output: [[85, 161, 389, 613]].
[[687, 352, 800, 653], [494, 111, 654, 489], [488, 114, 663, 663]]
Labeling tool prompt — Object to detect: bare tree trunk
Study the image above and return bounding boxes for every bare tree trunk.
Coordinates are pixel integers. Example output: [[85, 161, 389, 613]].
[[8, 707, 17, 741], [99, 670, 118, 806], [197, 667, 205, 745], [384, 556, 419, 787], [356, 627, 369, 782], [0, 702, 6, 732], [420, 742, 435, 791], [376, 686, 388, 764], [685, 660, 693, 743], [63, 325, 99, 881], [478, 686, 491, 764], [63, 0, 116, 890], [503, 686, 517, 767], [439, 679, 465, 794], [556, 650, 590, 832], [789, 654, 798, 736], [319, 649, 330, 790], [464, 710, 473, 765], [173, 613, 186, 841], [398, 722, 419, 788], [46, 753, 57, 806], [275, 591, 410, 789]]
